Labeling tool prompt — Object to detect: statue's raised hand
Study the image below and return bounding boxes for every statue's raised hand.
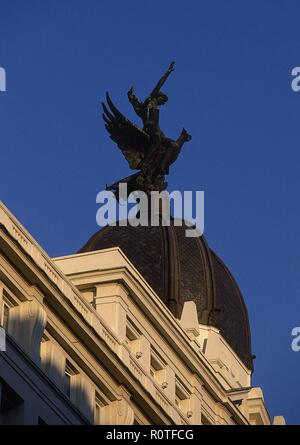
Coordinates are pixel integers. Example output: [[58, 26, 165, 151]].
[[127, 86, 134, 101], [169, 61, 175, 72]]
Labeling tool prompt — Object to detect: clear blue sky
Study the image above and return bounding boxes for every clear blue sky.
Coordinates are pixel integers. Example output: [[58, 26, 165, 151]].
[[1, 0, 300, 424]]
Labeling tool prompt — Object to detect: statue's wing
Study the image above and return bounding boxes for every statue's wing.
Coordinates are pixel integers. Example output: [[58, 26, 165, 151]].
[[102, 93, 150, 170]]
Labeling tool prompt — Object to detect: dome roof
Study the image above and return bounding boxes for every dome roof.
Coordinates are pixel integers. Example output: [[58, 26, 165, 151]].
[[79, 221, 253, 370]]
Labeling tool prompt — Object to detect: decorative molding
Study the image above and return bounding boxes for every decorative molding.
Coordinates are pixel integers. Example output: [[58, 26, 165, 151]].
[[40, 341, 66, 391], [72, 374, 94, 423], [8, 299, 46, 363], [101, 386, 134, 425]]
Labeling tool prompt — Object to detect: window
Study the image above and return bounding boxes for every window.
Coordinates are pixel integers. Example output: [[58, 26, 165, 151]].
[[201, 413, 212, 425], [0, 288, 17, 330], [175, 378, 190, 415], [39, 334, 53, 371], [94, 401, 101, 425], [125, 319, 140, 355], [94, 392, 108, 425], [64, 361, 78, 398], [0, 379, 23, 425], [150, 349, 166, 385], [0, 300, 10, 330]]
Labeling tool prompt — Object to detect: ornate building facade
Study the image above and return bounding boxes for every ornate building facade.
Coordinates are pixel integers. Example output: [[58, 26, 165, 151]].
[[0, 202, 285, 425]]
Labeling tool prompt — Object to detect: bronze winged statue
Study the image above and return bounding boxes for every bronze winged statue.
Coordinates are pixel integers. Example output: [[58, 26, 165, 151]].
[[102, 62, 192, 199]]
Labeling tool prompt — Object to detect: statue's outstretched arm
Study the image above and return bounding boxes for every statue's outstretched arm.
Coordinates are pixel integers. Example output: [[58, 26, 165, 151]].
[[127, 87, 144, 118], [150, 61, 175, 99]]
